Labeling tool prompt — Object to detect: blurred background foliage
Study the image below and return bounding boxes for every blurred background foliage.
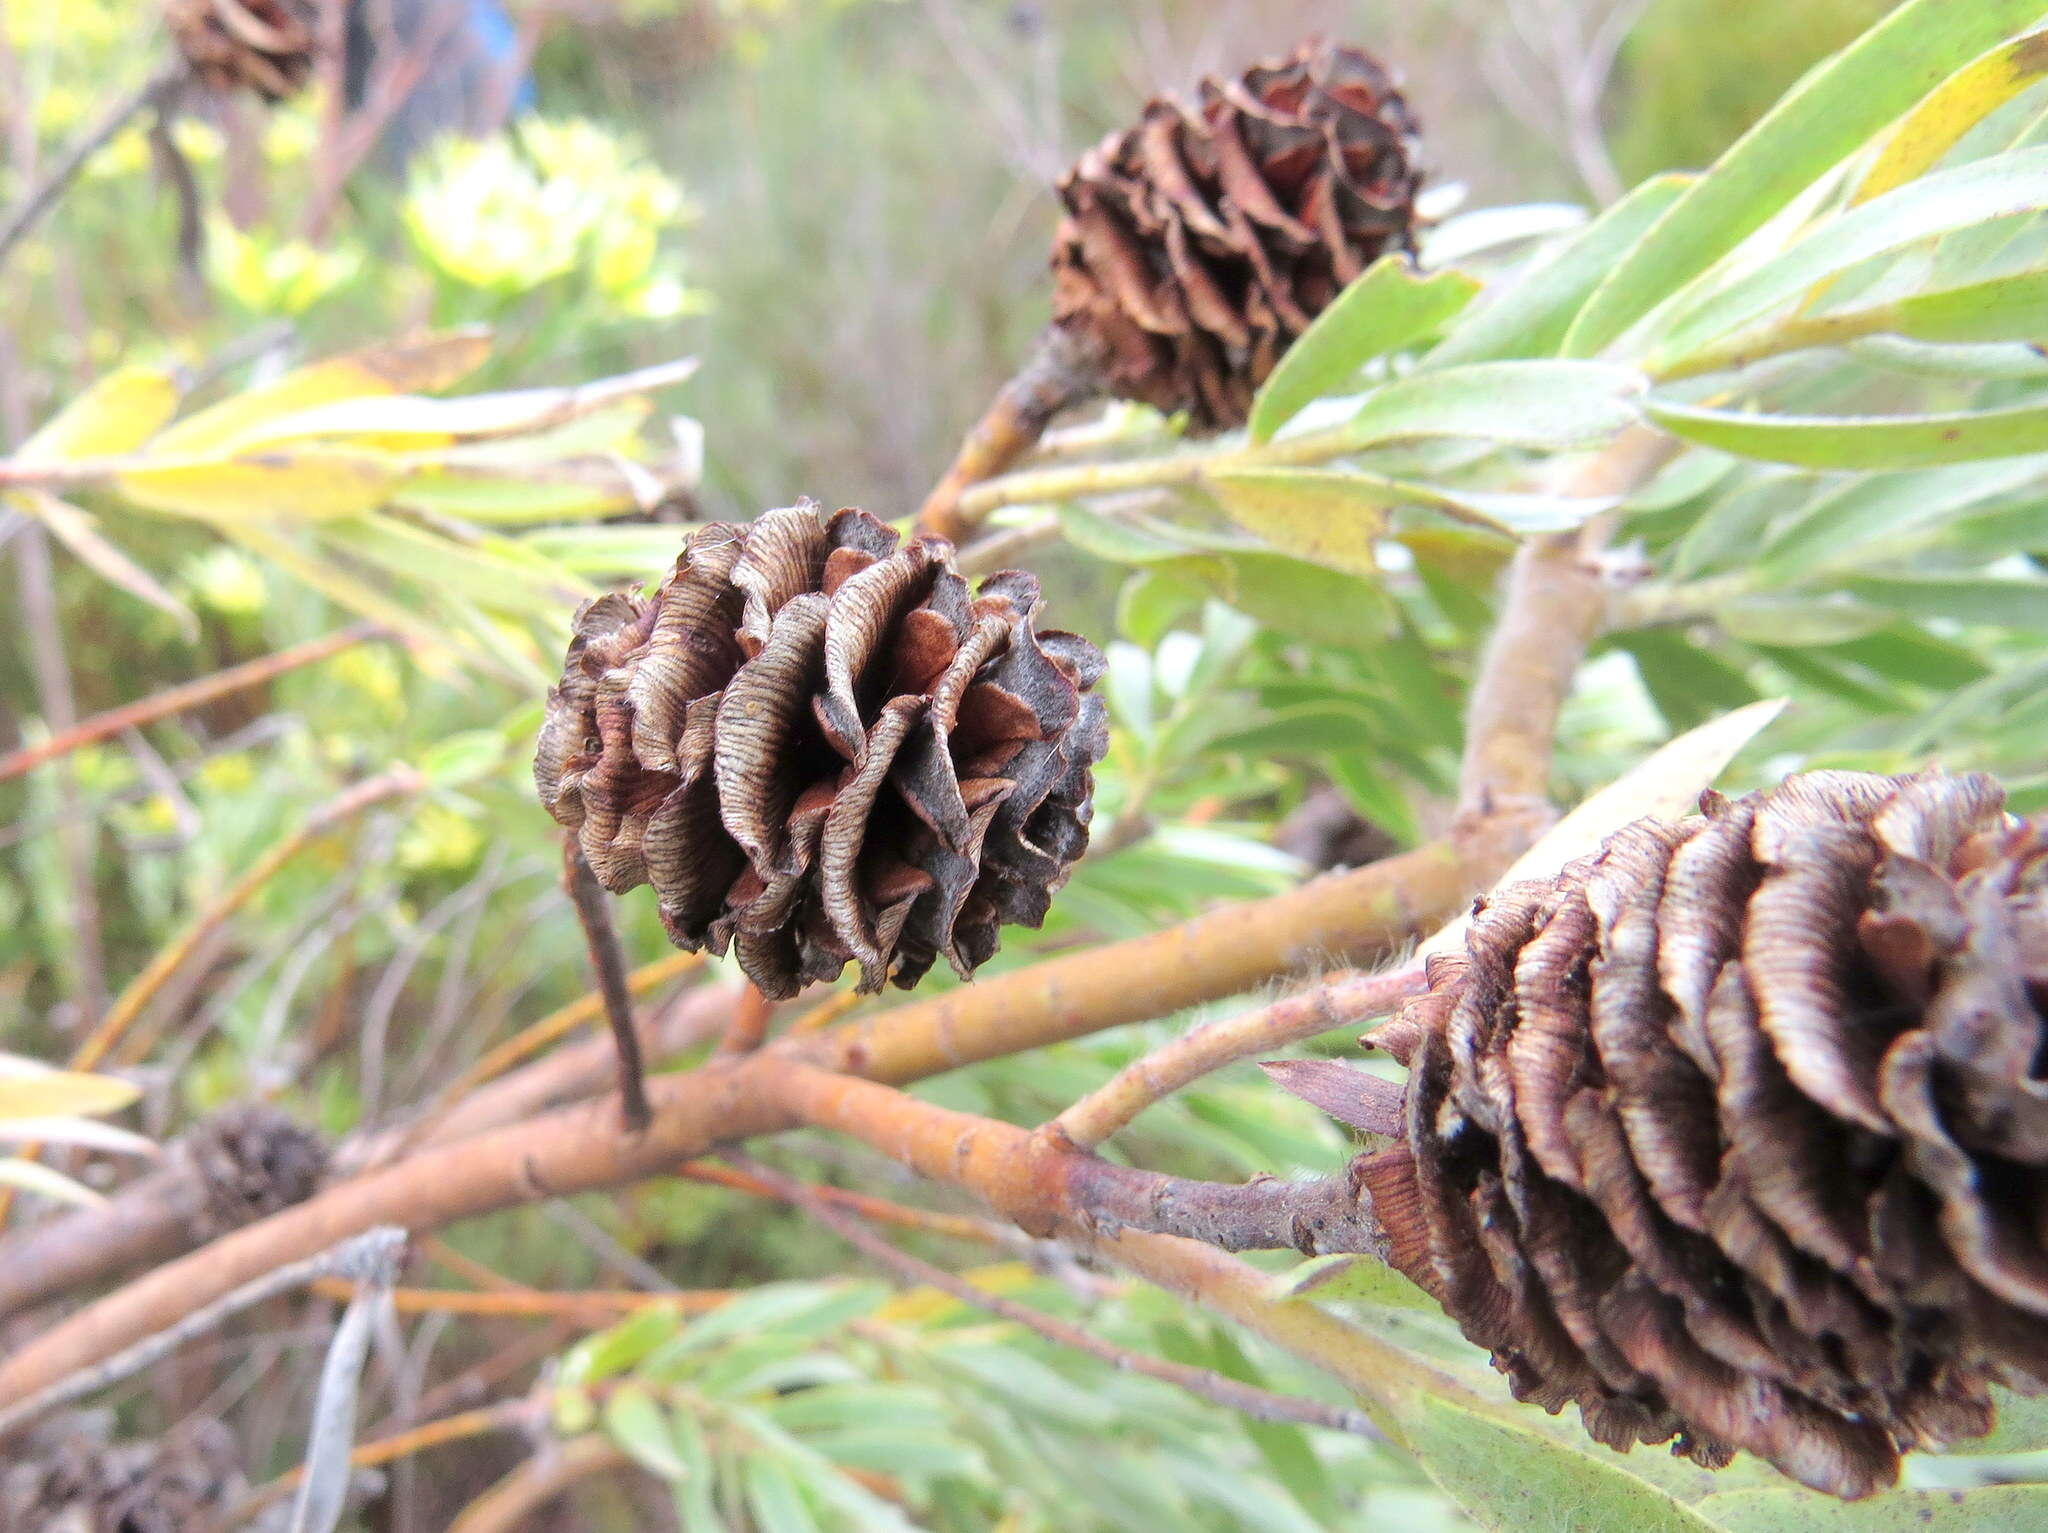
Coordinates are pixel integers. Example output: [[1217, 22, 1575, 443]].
[[3, 0, 2045, 1527]]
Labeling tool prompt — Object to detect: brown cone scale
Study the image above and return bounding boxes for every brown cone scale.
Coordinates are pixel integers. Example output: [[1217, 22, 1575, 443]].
[[164, 0, 318, 101], [537, 501, 1108, 1001], [1050, 38, 1422, 432], [1313, 770, 2046, 1498]]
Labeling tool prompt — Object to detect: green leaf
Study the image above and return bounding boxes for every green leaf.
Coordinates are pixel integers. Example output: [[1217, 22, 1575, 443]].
[[1652, 147, 2048, 366], [667, 1408, 721, 1533], [1847, 572, 2048, 627], [1757, 459, 2048, 578], [1428, 175, 1692, 367], [1869, 266, 2048, 344], [418, 730, 509, 789], [557, 1305, 682, 1388], [1854, 28, 2048, 204], [1719, 595, 1891, 646], [1563, 0, 2048, 356], [1346, 361, 1644, 453], [801, 1428, 985, 1477], [1693, 1483, 2048, 1531], [1271, 1253, 1440, 1310], [1205, 470, 1390, 575], [742, 1458, 822, 1533], [1249, 257, 1480, 442], [1399, 1392, 1724, 1533], [1648, 396, 2048, 470], [1610, 631, 1763, 732], [937, 1344, 1117, 1427], [1963, 1386, 2048, 1453], [650, 1282, 881, 1368], [1419, 202, 1588, 266], [604, 1385, 691, 1480]]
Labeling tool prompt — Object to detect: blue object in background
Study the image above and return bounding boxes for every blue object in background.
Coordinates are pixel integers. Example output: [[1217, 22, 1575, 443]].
[[343, 0, 537, 168]]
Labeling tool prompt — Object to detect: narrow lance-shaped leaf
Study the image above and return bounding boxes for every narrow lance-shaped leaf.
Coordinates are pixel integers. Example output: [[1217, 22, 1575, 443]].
[[1650, 147, 2048, 367], [12, 366, 180, 463], [148, 330, 491, 456], [1648, 395, 2048, 470], [1852, 28, 2048, 204], [1249, 258, 1480, 443], [7, 491, 198, 638], [1562, 0, 2048, 357], [1342, 360, 1645, 453], [1427, 175, 1691, 368]]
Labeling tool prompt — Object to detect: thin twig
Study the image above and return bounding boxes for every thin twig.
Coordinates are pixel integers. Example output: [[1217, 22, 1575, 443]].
[[717, 980, 776, 1055], [0, 62, 186, 271], [1050, 966, 1428, 1151], [0, 622, 384, 784], [560, 840, 651, 1133], [308, 1278, 734, 1321], [0, 1226, 406, 1440], [915, 327, 1105, 542], [0, 768, 421, 1228], [213, 1395, 538, 1533], [0, 837, 1490, 1408], [727, 1154, 1378, 1438], [675, 1159, 1004, 1247]]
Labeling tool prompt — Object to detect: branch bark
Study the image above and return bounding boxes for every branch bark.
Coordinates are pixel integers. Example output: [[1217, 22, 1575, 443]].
[[0, 838, 1492, 1412]]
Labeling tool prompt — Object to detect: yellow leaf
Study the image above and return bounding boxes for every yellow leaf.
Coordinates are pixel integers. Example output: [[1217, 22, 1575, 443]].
[[114, 450, 398, 521], [15, 367, 180, 464], [6, 491, 198, 638], [0, 1070, 141, 1120], [1205, 468, 1393, 577], [148, 330, 492, 456], [1855, 30, 2048, 205]]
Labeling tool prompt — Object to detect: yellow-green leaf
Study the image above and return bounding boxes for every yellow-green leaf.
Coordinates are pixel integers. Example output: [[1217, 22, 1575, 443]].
[[1206, 469, 1392, 576], [1694, 1483, 2048, 1531], [114, 451, 398, 521], [15, 367, 180, 464], [1855, 29, 2048, 205], [148, 331, 492, 457], [1399, 1392, 1723, 1533], [1270, 1254, 1439, 1310], [7, 491, 197, 638], [0, 1070, 142, 1120]]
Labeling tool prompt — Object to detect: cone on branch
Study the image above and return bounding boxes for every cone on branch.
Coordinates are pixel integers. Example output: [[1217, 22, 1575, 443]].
[[184, 1102, 327, 1237], [917, 37, 1424, 539], [164, 0, 319, 101], [0, 1412, 248, 1532], [1290, 770, 2047, 1498], [536, 500, 1108, 1001]]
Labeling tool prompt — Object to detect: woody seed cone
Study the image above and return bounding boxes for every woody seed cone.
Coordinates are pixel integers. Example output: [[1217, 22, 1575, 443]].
[[537, 501, 1108, 1000], [1051, 37, 1423, 431], [1347, 770, 2048, 1498]]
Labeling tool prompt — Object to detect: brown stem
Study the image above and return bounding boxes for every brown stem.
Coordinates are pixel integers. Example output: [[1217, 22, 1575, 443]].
[[1456, 424, 1678, 822], [914, 326, 1103, 543], [0, 837, 1493, 1410], [676, 1159, 1002, 1247], [717, 980, 776, 1055], [1051, 966, 1427, 1150], [777, 1065, 1385, 1257], [560, 840, 651, 1133], [0, 622, 384, 784], [726, 1152, 1378, 1437]]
